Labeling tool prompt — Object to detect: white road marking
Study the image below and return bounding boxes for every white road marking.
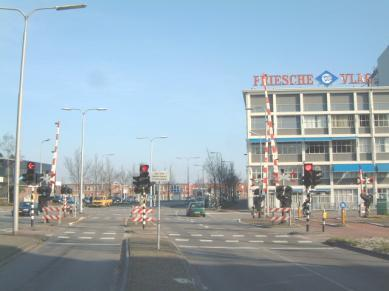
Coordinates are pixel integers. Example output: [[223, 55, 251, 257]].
[[50, 242, 120, 246], [248, 240, 264, 243], [233, 234, 244, 237], [225, 240, 239, 243], [275, 235, 290, 238], [203, 225, 209, 228], [255, 235, 267, 237], [200, 239, 213, 243], [103, 232, 116, 235], [79, 236, 93, 240], [57, 236, 69, 239], [113, 213, 121, 216], [100, 237, 115, 240], [211, 234, 224, 237], [168, 233, 181, 236], [178, 245, 257, 250], [298, 240, 313, 244], [175, 238, 189, 242], [273, 240, 288, 244], [190, 234, 202, 237], [83, 231, 95, 234], [64, 231, 75, 234], [271, 247, 334, 250], [45, 234, 53, 237]]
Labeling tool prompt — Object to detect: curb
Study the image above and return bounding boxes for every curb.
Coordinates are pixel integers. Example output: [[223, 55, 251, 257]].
[[325, 240, 389, 261], [367, 222, 389, 228]]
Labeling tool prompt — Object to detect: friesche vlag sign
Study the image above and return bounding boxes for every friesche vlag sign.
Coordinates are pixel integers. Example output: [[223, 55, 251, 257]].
[[253, 71, 372, 87]]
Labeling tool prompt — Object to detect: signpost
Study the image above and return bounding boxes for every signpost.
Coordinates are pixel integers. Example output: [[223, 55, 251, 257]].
[[151, 171, 169, 250]]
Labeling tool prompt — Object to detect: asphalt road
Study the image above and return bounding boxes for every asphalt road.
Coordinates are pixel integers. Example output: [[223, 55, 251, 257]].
[[0, 206, 129, 291], [161, 202, 389, 291]]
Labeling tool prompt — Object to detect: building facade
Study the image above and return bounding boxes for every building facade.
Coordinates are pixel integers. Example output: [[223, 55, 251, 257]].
[[372, 46, 389, 86], [244, 86, 389, 210]]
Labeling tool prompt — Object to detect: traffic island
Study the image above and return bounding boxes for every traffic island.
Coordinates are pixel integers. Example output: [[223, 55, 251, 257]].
[[126, 225, 198, 291], [325, 237, 389, 260]]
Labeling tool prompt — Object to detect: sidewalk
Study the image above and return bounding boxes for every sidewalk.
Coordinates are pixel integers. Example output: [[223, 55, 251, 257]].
[[126, 224, 198, 291], [0, 213, 84, 267]]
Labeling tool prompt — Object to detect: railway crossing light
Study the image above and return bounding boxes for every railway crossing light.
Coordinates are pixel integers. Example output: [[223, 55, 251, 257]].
[[303, 163, 313, 188]]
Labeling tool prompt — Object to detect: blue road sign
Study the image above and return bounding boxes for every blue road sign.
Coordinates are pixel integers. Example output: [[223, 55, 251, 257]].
[[340, 201, 347, 209]]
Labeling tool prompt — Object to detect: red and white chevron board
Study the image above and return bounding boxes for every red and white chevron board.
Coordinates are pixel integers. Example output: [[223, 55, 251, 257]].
[[271, 216, 288, 223], [43, 207, 62, 213], [42, 215, 61, 221], [131, 216, 156, 222], [269, 207, 291, 213], [131, 206, 141, 214], [132, 208, 154, 215]]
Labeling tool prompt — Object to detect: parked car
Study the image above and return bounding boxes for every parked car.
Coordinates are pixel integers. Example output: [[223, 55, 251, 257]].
[[12, 202, 39, 217], [52, 195, 63, 204], [186, 201, 206, 217], [112, 197, 122, 204]]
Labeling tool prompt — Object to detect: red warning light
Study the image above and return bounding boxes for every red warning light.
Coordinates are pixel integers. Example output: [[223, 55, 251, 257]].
[[304, 163, 313, 172], [27, 162, 36, 170], [140, 164, 149, 174]]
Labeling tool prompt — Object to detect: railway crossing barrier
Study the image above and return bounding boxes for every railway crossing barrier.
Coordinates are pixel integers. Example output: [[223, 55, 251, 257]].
[[269, 207, 292, 225], [42, 206, 63, 224]]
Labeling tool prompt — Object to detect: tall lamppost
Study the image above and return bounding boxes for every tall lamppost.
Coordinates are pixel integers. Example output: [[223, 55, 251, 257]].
[[0, 3, 87, 234], [136, 136, 168, 206], [62, 107, 108, 213], [176, 156, 200, 198], [39, 138, 50, 175]]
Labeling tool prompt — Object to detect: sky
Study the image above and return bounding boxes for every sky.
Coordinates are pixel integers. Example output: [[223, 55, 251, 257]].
[[0, 0, 388, 184]]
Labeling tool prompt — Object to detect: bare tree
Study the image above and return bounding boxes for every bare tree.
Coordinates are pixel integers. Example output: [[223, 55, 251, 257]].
[[64, 149, 92, 194], [90, 154, 104, 196], [0, 133, 15, 202], [102, 158, 116, 196]]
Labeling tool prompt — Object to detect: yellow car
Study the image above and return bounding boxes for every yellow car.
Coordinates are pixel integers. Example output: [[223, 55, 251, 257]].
[[91, 196, 112, 207]]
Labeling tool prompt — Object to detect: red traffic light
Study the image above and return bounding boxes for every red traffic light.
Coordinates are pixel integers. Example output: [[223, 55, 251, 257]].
[[140, 164, 149, 174], [27, 162, 36, 170], [304, 163, 313, 172]]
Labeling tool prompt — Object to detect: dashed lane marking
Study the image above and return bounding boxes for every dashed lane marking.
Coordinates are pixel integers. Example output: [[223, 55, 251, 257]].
[[103, 232, 116, 235], [225, 240, 239, 243], [248, 240, 264, 243], [79, 236, 93, 240], [168, 234, 181, 236], [100, 237, 115, 240], [233, 234, 244, 237], [83, 232, 96, 234], [210, 234, 224, 237], [178, 245, 258, 250], [200, 239, 213, 243], [190, 234, 202, 237], [255, 235, 267, 238], [298, 240, 313, 244], [273, 240, 288, 244], [57, 236, 69, 239], [275, 235, 290, 238], [64, 231, 75, 234], [175, 238, 189, 242]]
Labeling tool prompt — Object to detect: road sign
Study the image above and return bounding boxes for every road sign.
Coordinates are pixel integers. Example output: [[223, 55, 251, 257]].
[[151, 171, 169, 183], [340, 201, 347, 209]]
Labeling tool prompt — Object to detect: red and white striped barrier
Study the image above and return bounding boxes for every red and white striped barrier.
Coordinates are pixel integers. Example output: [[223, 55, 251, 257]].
[[132, 208, 153, 215], [131, 216, 156, 222], [269, 207, 291, 225], [42, 206, 62, 224]]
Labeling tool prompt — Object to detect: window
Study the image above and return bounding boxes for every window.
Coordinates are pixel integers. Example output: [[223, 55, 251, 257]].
[[278, 143, 301, 155], [332, 140, 354, 153], [277, 116, 300, 129], [359, 138, 371, 153], [375, 137, 389, 153], [252, 144, 264, 155], [305, 142, 329, 154], [359, 115, 370, 127], [332, 115, 354, 128], [251, 116, 266, 130], [374, 114, 389, 127], [304, 116, 327, 129]]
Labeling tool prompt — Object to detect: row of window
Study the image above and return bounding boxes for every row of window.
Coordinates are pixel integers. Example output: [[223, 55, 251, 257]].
[[251, 114, 389, 130], [252, 138, 389, 154]]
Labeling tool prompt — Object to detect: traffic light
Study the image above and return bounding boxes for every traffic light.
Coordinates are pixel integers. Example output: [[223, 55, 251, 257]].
[[312, 170, 322, 187], [303, 163, 313, 188], [24, 161, 36, 184], [140, 164, 149, 177], [133, 164, 151, 194]]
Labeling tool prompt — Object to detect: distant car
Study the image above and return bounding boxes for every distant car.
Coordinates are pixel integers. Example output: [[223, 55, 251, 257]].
[[52, 195, 63, 204], [186, 201, 206, 217], [112, 197, 122, 204], [83, 197, 92, 206], [12, 202, 39, 217]]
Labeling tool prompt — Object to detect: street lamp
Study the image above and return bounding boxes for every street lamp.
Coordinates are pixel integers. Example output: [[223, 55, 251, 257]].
[[136, 136, 168, 206], [39, 138, 50, 175], [0, 3, 87, 234], [176, 156, 200, 198], [62, 107, 108, 213]]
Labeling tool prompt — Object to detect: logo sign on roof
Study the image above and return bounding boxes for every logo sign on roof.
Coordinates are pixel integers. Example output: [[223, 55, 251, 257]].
[[253, 71, 371, 87]]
